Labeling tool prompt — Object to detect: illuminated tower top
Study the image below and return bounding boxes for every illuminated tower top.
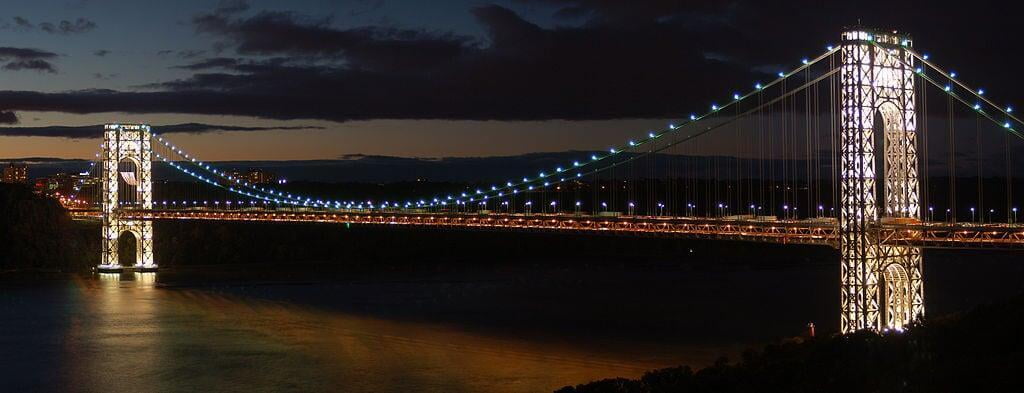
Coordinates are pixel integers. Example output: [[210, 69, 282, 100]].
[[841, 28, 912, 48]]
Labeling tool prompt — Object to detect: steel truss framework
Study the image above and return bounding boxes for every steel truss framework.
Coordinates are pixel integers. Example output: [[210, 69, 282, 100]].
[[69, 208, 1024, 251], [878, 223, 1024, 249], [100, 124, 156, 270], [110, 210, 839, 245], [840, 29, 923, 333]]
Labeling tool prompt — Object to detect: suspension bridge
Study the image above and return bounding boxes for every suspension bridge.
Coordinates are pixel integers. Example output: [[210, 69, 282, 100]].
[[60, 27, 1024, 333]]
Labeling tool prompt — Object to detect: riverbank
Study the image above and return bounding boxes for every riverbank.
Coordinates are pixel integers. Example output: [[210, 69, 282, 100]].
[[556, 290, 1024, 392]]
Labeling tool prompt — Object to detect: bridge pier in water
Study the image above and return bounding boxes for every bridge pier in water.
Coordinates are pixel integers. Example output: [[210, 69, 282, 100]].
[[839, 29, 924, 332], [98, 123, 157, 273]]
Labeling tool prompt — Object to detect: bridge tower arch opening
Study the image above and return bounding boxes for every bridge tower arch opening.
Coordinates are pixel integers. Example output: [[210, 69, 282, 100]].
[[99, 123, 156, 272], [881, 262, 913, 330], [116, 229, 142, 268], [839, 28, 924, 333], [117, 157, 141, 207]]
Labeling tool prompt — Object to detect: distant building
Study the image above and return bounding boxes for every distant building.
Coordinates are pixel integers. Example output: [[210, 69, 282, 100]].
[[2, 163, 27, 183], [34, 177, 57, 194], [34, 171, 99, 198], [248, 168, 278, 185], [228, 168, 279, 185], [72, 172, 100, 189]]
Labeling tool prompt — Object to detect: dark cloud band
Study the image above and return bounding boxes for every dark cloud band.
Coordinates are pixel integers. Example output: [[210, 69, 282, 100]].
[[0, 46, 59, 73], [0, 4, 751, 121], [0, 2, 1017, 123], [0, 122, 323, 139]]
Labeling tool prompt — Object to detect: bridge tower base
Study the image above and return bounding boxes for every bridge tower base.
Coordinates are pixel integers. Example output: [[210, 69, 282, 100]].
[[839, 29, 924, 333], [98, 124, 157, 273]]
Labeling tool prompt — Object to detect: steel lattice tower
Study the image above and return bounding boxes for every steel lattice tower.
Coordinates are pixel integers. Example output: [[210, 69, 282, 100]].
[[99, 123, 157, 272], [839, 29, 924, 332]]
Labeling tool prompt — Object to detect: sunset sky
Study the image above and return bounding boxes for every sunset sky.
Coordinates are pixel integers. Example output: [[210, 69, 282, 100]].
[[0, 0, 1018, 160]]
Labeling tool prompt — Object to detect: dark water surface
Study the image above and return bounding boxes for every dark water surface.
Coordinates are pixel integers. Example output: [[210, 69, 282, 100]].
[[2, 251, 1022, 393]]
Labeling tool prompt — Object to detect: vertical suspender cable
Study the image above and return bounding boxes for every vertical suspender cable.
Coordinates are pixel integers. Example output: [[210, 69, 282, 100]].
[[977, 114, 984, 221], [949, 94, 957, 223]]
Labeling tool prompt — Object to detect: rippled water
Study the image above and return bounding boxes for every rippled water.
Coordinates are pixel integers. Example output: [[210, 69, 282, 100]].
[[2, 254, 1022, 392], [60, 273, 649, 392]]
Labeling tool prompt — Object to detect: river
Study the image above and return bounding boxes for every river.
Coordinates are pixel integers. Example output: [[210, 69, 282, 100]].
[[1, 252, 1022, 392]]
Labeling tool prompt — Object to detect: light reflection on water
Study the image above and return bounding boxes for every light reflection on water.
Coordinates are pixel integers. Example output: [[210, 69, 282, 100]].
[[56, 272, 665, 393], [3, 254, 1021, 392]]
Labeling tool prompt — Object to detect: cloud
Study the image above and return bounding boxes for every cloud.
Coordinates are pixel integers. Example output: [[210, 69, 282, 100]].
[[0, 4, 796, 120], [4, 17, 97, 35], [93, 49, 110, 57], [157, 4, 756, 121], [0, 122, 323, 139], [2, 59, 57, 73], [0, 47, 58, 73], [157, 49, 208, 59], [0, 4, 740, 120], [0, 2, 1012, 124], [13, 16, 34, 29], [39, 18, 97, 35], [215, 0, 251, 16], [177, 49, 207, 59], [0, 47, 57, 59], [192, 10, 473, 72], [172, 57, 238, 70]]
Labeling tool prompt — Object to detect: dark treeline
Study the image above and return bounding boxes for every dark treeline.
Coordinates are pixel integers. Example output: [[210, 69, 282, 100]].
[[556, 293, 1024, 393], [0, 184, 95, 270]]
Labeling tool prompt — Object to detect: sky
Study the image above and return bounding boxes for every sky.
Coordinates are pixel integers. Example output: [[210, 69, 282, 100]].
[[0, 0, 1019, 160]]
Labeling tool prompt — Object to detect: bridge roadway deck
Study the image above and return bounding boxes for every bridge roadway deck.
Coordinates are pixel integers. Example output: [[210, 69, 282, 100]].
[[67, 209, 1024, 250]]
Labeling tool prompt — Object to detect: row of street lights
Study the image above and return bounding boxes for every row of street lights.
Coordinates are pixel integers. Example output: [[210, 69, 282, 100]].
[[927, 206, 1020, 223], [136, 199, 1022, 223], [431, 201, 839, 218], [434, 202, 1022, 223]]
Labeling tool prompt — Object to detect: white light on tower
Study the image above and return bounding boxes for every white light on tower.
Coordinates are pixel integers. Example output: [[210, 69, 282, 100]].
[[838, 28, 922, 333]]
